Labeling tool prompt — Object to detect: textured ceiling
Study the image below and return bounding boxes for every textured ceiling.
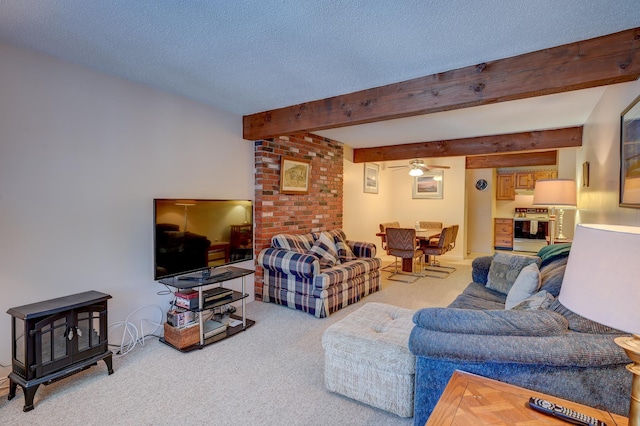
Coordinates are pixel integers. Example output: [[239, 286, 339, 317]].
[[1, 1, 639, 147]]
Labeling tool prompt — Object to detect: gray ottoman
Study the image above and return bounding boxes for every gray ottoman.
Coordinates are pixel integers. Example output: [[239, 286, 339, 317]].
[[321, 302, 416, 417]]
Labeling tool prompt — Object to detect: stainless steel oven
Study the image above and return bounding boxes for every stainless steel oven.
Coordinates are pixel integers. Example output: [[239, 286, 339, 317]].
[[513, 208, 549, 253]]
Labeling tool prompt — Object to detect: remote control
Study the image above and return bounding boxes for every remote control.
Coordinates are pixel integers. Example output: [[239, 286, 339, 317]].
[[528, 397, 607, 425]]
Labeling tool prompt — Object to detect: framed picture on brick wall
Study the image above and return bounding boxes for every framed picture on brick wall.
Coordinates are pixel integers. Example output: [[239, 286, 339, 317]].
[[280, 156, 311, 195], [363, 163, 379, 194]]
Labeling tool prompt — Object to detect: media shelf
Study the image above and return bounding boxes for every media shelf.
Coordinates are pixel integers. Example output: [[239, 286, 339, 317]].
[[158, 266, 254, 352]]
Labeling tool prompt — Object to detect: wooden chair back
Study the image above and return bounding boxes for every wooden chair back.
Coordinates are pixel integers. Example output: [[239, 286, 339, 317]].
[[386, 227, 419, 256], [419, 221, 443, 230], [379, 221, 400, 252]]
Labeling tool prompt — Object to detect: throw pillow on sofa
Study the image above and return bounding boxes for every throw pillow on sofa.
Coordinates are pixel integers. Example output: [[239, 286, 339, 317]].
[[333, 235, 357, 262], [510, 290, 555, 311], [272, 233, 315, 253], [486, 252, 541, 295], [505, 263, 541, 309], [307, 239, 340, 269], [318, 232, 341, 260]]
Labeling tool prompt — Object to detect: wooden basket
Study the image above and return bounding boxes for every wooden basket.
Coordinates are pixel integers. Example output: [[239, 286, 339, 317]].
[[163, 322, 200, 349]]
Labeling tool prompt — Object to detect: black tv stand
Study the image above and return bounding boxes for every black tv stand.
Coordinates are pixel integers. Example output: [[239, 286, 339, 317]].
[[208, 267, 232, 277], [159, 266, 254, 352], [177, 275, 204, 281], [176, 267, 232, 281]]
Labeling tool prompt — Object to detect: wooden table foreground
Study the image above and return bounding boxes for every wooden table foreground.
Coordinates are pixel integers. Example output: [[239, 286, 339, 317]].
[[426, 370, 628, 425]]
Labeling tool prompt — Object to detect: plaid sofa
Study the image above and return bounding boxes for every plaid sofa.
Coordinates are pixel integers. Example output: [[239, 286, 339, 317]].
[[257, 229, 381, 318]]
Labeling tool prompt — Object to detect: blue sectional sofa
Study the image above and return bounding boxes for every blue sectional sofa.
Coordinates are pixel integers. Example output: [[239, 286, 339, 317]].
[[408, 246, 631, 425], [257, 229, 381, 318]]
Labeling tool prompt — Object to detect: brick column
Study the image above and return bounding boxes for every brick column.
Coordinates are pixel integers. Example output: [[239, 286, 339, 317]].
[[253, 133, 343, 300]]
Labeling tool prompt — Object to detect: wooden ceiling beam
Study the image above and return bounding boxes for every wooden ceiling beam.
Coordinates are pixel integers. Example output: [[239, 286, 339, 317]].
[[352, 126, 582, 163], [466, 151, 557, 169], [243, 27, 640, 140]]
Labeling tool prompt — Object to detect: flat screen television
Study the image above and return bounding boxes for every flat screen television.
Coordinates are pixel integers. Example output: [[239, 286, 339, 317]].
[[153, 199, 253, 280]]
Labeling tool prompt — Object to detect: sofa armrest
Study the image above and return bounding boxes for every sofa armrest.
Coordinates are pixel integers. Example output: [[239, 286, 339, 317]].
[[471, 255, 492, 284], [409, 327, 630, 367], [413, 307, 568, 336], [257, 248, 319, 279], [347, 240, 376, 258]]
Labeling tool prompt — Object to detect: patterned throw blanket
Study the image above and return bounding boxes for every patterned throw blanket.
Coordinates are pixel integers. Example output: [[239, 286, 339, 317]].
[[537, 243, 572, 267]]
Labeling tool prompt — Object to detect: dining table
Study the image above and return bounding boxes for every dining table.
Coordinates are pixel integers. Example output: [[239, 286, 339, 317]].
[[377, 228, 442, 272]]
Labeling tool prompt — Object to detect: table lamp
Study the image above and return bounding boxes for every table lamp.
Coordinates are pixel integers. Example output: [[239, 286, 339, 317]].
[[532, 179, 577, 244], [558, 223, 640, 424]]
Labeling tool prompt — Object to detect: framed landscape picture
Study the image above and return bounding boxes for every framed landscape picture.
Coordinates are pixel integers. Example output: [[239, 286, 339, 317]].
[[280, 156, 311, 195], [620, 94, 640, 208], [412, 170, 443, 199], [363, 163, 379, 193]]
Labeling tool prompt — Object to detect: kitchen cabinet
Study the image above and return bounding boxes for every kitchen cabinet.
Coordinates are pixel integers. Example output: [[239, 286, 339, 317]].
[[494, 218, 514, 250], [496, 174, 515, 200], [532, 170, 557, 184], [515, 172, 533, 189], [498, 170, 558, 197]]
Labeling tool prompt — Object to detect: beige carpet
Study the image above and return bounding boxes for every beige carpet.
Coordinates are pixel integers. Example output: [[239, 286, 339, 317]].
[[0, 260, 472, 426]]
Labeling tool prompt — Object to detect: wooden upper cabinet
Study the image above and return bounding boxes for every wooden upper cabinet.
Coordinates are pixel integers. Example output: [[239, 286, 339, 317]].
[[515, 172, 533, 189], [532, 170, 557, 185], [496, 174, 515, 200]]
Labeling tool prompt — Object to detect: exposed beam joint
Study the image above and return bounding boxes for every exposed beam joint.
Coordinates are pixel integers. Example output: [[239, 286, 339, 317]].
[[243, 27, 640, 140], [352, 126, 582, 163]]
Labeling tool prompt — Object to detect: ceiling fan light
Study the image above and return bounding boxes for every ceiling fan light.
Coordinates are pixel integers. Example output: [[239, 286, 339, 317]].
[[409, 168, 423, 177]]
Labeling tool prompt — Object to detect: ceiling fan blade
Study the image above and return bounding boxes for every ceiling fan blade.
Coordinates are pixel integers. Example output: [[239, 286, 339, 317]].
[[387, 165, 409, 169], [422, 165, 450, 169]]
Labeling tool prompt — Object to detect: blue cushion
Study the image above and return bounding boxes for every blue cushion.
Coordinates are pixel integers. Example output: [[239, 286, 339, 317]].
[[413, 307, 568, 336], [486, 252, 542, 295]]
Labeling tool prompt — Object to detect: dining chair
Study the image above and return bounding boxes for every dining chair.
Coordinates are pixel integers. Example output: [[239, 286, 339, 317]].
[[379, 222, 400, 272], [385, 227, 424, 283], [418, 221, 443, 230], [422, 225, 458, 278], [419, 221, 443, 244]]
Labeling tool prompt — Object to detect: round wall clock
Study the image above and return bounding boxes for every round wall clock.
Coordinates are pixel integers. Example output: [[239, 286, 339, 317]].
[[475, 179, 488, 191]]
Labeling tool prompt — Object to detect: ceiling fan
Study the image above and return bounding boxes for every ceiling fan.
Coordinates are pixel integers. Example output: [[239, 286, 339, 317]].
[[388, 159, 450, 176]]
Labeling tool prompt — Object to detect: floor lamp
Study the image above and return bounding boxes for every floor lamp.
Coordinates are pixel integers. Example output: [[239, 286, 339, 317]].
[[558, 224, 640, 425], [175, 201, 196, 232], [532, 179, 577, 245]]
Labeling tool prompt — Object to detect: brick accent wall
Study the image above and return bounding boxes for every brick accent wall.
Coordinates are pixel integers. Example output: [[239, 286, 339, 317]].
[[253, 133, 344, 300]]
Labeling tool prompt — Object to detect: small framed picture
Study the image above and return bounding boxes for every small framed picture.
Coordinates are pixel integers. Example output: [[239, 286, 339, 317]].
[[582, 161, 590, 188], [620, 94, 640, 207], [412, 170, 444, 199], [280, 156, 311, 195], [363, 163, 379, 194]]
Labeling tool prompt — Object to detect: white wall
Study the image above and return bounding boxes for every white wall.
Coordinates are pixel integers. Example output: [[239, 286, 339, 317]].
[[0, 42, 255, 363], [578, 80, 640, 226], [465, 168, 494, 255], [343, 155, 466, 261], [342, 147, 393, 247]]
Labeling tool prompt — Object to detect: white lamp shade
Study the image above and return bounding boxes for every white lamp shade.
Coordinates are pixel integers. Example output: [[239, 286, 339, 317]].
[[558, 223, 640, 335], [532, 179, 577, 207], [409, 168, 423, 177]]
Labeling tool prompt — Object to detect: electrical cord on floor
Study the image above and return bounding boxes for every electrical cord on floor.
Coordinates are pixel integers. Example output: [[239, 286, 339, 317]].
[[0, 361, 10, 391], [108, 304, 164, 357]]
